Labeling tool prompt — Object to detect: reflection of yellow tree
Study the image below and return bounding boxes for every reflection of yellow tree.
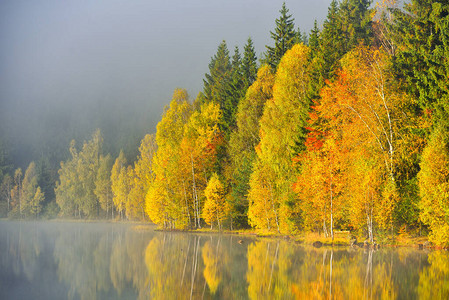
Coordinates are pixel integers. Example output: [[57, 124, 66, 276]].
[[418, 251, 449, 299], [287, 248, 398, 299], [247, 240, 297, 299], [202, 240, 222, 294], [145, 234, 204, 299]]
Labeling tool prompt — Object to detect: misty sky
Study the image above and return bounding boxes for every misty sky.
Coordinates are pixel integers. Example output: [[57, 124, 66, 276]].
[[0, 0, 334, 164]]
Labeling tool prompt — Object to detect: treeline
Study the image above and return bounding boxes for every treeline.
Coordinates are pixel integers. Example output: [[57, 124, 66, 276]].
[[1, 0, 449, 246]]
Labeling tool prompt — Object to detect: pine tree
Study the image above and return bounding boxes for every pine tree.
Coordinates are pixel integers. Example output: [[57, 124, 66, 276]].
[[265, 2, 297, 69]]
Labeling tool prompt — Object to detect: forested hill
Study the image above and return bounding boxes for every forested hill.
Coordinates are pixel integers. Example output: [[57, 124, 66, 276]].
[[2, 0, 449, 247]]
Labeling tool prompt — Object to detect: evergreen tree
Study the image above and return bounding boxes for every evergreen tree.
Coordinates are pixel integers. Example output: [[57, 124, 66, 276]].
[[392, 0, 449, 126], [0, 175, 12, 216], [95, 154, 113, 218], [306, 21, 322, 102], [0, 138, 12, 182], [339, 0, 373, 49], [241, 37, 258, 87], [295, 27, 307, 45], [202, 40, 232, 105], [201, 40, 240, 134], [265, 2, 297, 69], [225, 46, 245, 132], [308, 20, 320, 56], [319, 0, 346, 80]]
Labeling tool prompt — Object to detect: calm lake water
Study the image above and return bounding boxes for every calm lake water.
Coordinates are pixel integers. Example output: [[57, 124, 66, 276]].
[[0, 221, 448, 300]]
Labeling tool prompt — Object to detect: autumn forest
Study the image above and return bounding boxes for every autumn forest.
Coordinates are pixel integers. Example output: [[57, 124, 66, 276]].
[[1, 0, 449, 247]]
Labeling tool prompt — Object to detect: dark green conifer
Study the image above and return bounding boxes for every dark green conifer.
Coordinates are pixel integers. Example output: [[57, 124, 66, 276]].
[[308, 20, 320, 56], [319, 0, 345, 80], [202, 40, 232, 105], [241, 37, 258, 87], [339, 0, 373, 49], [392, 0, 449, 126], [265, 2, 297, 69]]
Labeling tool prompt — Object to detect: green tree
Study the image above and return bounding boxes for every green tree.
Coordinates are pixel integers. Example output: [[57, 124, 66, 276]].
[[77, 129, 103, 217], [55, 141, 79, 217], [202, 40, 232, 105], [265, 2, 297, 69], [392, 0, 449, 127], [95, 154, 113, 218], [0, 138, 12, 182], [0, 174, 12, 216], [339, 0, 373, 49], [308, 20, 320, 55], [55, 130, 104, 219], [241, 37, 258, 87], [319, 0, 346, 80]]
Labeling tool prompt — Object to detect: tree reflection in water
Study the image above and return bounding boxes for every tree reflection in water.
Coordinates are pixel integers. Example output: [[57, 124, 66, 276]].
[[0, 222, 448, 299]]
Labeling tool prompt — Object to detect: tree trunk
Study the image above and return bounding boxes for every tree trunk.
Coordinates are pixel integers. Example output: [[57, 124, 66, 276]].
[[330, 165, 334, 243]]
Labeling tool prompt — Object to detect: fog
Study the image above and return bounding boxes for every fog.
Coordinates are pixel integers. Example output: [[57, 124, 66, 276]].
[[0, 0, 333, 166]]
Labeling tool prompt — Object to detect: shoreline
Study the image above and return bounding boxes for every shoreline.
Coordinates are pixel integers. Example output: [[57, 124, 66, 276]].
[[1, 218, 441, 250]]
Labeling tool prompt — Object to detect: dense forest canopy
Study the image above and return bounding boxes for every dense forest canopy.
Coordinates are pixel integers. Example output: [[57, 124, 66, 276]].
[[2, 0, 449, 247]]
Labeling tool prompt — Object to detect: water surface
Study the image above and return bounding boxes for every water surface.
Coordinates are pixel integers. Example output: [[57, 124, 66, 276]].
[[0, 221, 448, 299]]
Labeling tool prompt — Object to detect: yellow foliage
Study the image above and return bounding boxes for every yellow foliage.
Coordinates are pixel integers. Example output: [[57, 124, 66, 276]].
[[249, 44, 311, 234], [203, 173, 228, 229], [418, 128, 449, 246], [202, 241, 221, 294]]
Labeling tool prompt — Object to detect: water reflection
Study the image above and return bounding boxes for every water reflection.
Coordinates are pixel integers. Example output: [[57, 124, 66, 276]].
[[0, 221, 448, 299]]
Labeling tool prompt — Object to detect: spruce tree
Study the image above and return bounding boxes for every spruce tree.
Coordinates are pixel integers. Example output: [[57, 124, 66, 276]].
[[225, 46, 245, 132], [265, 2, 297, 69], [319, 0, 345, 80], [339, 0, 373, 49], [202, 40, 232, 105], [392, 0, 449, 126], [308, 20, 320, 56], [241, 37, 258, 87]]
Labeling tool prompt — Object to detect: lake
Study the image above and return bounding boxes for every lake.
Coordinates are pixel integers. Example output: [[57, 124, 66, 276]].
[[0, 221, 448, 299]]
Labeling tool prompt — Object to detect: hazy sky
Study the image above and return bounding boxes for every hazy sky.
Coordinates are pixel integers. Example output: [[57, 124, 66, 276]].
[[0, 0, 334, 163]]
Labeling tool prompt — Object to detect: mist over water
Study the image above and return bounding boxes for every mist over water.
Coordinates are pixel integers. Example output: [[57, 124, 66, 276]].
[[0, 221, 448, 299]]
